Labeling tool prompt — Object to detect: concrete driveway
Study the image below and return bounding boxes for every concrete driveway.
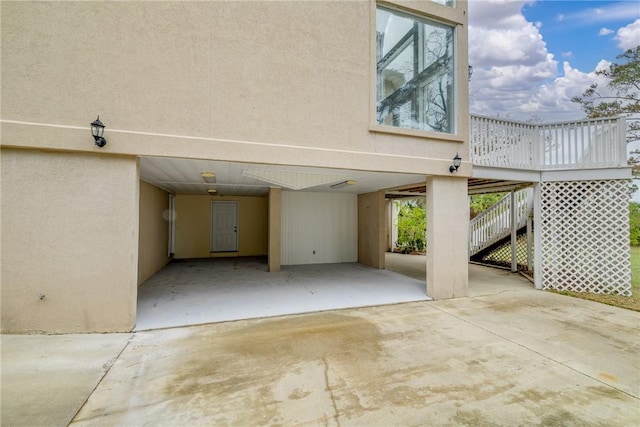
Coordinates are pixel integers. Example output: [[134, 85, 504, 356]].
[[2, 269, 639, 426]]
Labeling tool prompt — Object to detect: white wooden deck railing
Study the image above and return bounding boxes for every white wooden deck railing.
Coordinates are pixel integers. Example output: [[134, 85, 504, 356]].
[[469, 188, 533, 257], [470, 115, 627, 171]]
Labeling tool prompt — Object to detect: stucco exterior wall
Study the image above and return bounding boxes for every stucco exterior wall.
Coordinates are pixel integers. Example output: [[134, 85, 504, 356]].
[[1, 0, 470, 177], [427, 176, 469, 299], [174, 195, 268, 259], [0, 0, 471, 332], [0, 149, 139, 333], [138, 181, 170, 286], [268, 188, 282, 272]]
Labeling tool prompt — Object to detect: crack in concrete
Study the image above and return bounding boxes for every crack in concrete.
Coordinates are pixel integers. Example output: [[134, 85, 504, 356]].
[[68, 333, 136, 424], [323, 356, 341, 427]]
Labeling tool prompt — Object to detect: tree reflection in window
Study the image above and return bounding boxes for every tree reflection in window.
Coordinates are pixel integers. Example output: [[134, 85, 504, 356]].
[[376, 7, 454, 133]]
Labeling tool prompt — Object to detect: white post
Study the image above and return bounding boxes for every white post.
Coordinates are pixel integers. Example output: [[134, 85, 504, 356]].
[[526, 212, 533, 272], [618, 116, 627, 167], [391, 200, 398, 252], [537, 123, 545, 170], [510, 189, 517, 272], [533, 183, 543, 289]]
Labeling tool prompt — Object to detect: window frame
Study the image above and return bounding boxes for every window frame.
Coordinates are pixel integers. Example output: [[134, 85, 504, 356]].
[[370, 0, 468, 143]]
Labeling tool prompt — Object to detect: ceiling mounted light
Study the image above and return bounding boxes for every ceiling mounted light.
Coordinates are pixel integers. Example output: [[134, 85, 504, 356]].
[[330, 180, 356, 189], [90, 116, 107, 147], [201, 172, 216, 183], [207, 188, 217, 195], [449, 153, 462, 173]]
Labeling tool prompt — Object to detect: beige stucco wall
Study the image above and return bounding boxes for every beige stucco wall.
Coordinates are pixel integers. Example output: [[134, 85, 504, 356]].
[[138, 180, 170, 286], [358, 191, 386, 269], [268, 188, 282, 272], [427, 176, 469, 299], [0, 149, 139, 333], [174, 195, 268, 259], [1, 0, 470, 177], [0, 0, 471, 332]]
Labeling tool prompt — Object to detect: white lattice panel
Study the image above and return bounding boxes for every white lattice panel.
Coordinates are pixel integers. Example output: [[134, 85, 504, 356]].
[[539, 180, 631, 296]]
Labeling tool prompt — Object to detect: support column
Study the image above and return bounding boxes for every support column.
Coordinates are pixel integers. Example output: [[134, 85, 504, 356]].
[[391, 199, 398, 252], [358, 191, 385, 269], [526, 212, 533, 272], [268, 187, 281, 272], [427, 176, 468, 299], [533, 183, 543, 290], [510, 189, 518, 273]]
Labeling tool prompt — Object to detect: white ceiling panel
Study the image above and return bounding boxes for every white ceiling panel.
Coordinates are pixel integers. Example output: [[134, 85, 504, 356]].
[[139, 156, 427, 196]]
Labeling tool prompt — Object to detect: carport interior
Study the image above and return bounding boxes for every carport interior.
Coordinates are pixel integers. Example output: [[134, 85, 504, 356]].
[[137, 156, 431, 330], [135, 256, 430, 330]]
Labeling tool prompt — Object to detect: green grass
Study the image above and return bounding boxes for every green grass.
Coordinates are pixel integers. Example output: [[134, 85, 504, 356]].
[[550, 246, 640, 312], [630, 246, 640, 300]]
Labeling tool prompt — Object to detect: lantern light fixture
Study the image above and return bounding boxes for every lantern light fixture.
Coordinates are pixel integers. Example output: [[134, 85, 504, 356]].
[[449, 153, 462, 173], [91, 116, 107, 147]]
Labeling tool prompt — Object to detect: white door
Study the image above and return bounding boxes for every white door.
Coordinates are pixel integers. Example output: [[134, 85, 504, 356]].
[[210, 201, 238, 252]]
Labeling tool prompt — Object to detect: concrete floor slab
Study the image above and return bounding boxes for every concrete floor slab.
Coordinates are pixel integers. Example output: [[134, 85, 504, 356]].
[[385, 252, 534, 297], [136, 257, 430, 331], [68, 292, 639, 426], [4, 261, 638, 426], [433, 291, 640, 398], [1, 333, 132, 427], [137, 255, 533, 332]]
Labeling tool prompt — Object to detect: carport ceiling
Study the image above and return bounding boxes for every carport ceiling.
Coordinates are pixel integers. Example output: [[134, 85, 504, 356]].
[[139, 156, 427, 196]]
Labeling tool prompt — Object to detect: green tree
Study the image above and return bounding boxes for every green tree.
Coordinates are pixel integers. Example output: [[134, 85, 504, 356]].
[[572, 46, 640, 182], [395, 200, 426, 253], [630, 202, 640, 246], [469, 193, 506, 218]]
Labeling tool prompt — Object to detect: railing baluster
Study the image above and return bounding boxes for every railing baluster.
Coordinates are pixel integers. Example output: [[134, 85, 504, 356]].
[[470, 115, 624, 171]]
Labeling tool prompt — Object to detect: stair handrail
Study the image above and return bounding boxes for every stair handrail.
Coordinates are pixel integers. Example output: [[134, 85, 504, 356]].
[[469, 189, 533, 257]]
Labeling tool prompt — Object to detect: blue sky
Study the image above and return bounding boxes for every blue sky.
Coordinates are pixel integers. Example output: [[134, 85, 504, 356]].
[[522, 0, 640, 71], [468, 0, 640, 122]]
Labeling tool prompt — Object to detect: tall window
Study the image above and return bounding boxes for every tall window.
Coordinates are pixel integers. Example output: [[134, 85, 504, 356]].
[[376, 6, 455, 133]]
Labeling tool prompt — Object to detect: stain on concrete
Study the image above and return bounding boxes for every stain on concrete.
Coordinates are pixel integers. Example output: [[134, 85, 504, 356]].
[[599, 372, 618, 382], [161, 313, 383, 425], [451, 408, 500, 427], [68, 296, 640, 426], [287, 388, 311, 400]]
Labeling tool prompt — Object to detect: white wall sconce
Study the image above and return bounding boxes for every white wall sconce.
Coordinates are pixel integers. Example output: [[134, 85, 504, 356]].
[[449, 153, 462, 173], [91, 116, 107, 147]]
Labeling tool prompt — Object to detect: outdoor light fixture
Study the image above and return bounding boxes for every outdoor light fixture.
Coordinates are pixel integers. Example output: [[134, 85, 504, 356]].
[[330, 180, 356, 189], [207, 188, 217, 195], [201, 172, 216, 183], [449, 153, 462, 173], [90, 116, 107, 147]]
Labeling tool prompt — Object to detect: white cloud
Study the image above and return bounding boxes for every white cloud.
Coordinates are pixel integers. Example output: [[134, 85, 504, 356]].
[[519, 61, 612, 117], [562, 51, 573, 58], [616, 19, 640, 50], [558, 3, 640, 26], [599, 28, 614, 36], [468, 0, 614, 122], [469, 0, 553, 68]]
